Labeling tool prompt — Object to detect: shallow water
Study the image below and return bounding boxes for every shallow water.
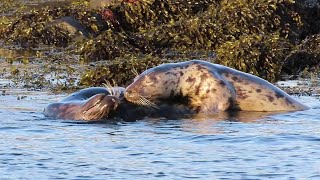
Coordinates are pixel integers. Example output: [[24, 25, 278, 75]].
[[1, 86, 320, 179]]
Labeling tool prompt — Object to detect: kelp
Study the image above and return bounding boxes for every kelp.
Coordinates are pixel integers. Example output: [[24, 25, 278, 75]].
[[215, 33, 292, 82], [79, 29, 152, 62], [1, 2, 107, 47], [61, 0, 320, 84], [283, 34, 320, 75], [80, 54, 170, 86], [148, 0, 303, 51], [106, 0, 216, 32], [80, 0, 218, 61]]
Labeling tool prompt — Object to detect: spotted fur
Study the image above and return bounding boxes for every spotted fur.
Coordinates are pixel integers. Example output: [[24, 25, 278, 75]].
[[125, 60, 308, 113]]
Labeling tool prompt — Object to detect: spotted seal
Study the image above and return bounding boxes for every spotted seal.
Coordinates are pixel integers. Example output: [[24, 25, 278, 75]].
[[124, 60, 308, 113], [44, 87, 122, 121]]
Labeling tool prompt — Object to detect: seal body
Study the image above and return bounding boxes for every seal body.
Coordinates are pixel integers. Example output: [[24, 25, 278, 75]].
[[44, 87, 121, 121], [124, 60, 308, 113]]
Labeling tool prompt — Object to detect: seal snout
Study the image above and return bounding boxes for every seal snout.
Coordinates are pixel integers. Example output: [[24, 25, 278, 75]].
[[124, 90, 135, 102], [124, 90, 129, 97], [124, 90, 140, 105]]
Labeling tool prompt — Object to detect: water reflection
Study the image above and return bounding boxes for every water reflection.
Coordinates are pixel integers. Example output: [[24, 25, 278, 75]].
[[192, 111, 282, 122], [138, 111, 286, 135]]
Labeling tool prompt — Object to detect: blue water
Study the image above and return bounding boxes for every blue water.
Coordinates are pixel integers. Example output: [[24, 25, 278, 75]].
[[1, 88, 320, 179]]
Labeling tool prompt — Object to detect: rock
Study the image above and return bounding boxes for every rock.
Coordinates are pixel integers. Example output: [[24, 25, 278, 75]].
[[49, 16, 91, 39]]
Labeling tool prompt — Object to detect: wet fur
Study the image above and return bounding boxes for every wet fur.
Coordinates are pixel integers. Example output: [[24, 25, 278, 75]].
[[44, 87, 121, 121], [125, 60, 308, 113]]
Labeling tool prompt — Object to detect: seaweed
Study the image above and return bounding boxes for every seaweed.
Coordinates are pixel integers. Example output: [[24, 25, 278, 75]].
[[80, 54, 170, 87], [215, 33, 292, 82], [283, 34, 320, 76]]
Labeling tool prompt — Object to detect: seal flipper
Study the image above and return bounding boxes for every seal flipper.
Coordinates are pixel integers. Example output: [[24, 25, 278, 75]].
[[81, 93, 107, 111], [81, 93, 120, 120]]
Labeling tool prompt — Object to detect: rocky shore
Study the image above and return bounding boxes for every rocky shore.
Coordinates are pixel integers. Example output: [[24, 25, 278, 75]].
[[0, 0, 319, 91]]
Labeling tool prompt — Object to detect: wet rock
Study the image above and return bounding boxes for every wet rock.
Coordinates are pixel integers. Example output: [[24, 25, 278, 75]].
[[49, 16, 90, 39]]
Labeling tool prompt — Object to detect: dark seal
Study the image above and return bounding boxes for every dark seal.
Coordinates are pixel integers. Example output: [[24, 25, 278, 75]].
[[44, 87, 122, 121], [124, 60, 308, 113]]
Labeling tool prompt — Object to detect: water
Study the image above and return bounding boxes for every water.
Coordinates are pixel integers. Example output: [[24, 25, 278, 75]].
[[1, 86, 320, 179]]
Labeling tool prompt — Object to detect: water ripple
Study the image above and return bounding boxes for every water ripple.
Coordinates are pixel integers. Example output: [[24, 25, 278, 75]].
[[0, 91, 320, 179]]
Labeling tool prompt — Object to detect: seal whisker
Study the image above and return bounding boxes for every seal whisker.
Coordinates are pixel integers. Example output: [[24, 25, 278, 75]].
[[111, 80, 118, 96], [103, 80, 114, 96], [90, 111, 100, 120], [135, 98, 144, 106], [103, 80, 122, 99], [83, 99, 102, 115], [138, 98, 148, 107], [97, 104, 109, 119], [139, 96, 159, 109], [113, 87, 121, 99], [90, 104, 106, 120]]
